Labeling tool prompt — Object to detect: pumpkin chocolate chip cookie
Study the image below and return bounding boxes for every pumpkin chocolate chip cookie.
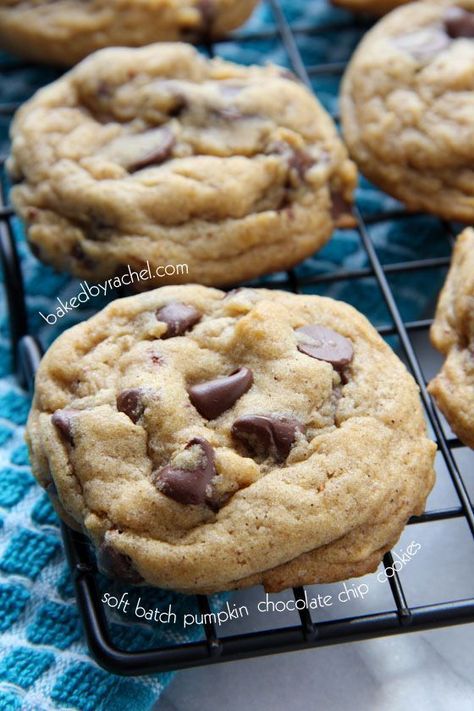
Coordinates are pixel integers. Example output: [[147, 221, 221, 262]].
[[341, 1, 474, 222], [8, 43, 357, 289], [429, 228, 474, 449], [0, 0, 259, 66], [26, 285, 436, 593]]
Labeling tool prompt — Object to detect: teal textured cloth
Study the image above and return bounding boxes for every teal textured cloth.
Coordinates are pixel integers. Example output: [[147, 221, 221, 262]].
[[0, 1, 452, 709]]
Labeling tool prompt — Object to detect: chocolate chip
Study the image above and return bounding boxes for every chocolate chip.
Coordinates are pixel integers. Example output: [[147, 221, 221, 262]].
[[444, 7, 474, 38], [156, 302, 202, 338], [51, 409, 80, 445], [198, 0, 216, 32], [129, 128, 175, 173], [154, 437, 217, 506], [290, 149, 315, 178], [212, 107, 247, 121], [97, 542, 143, 583], [71, 243, 95, 271], [393, 28, 451, 58], [232, 414, 304, 461], [331, 191, 352, 220], [278, 68, 301, 83], [296, 325, 354, 372], [188, 367, 253, 420], [168, 95, 188, 118], [29, 241, 42, 260], [271, 142, 315, 180], [45, 480, 58, 501], [117, 389, 145, 423]]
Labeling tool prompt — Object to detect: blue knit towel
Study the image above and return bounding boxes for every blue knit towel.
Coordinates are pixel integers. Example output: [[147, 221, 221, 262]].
[[0, 1, 452, 709]]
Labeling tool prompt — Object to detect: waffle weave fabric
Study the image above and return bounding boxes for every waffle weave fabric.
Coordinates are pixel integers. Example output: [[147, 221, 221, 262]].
[[0, 1, 451, 709]]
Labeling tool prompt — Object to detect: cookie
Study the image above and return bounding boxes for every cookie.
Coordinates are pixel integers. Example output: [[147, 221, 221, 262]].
[[8, 43, 357, 290], [428, 228, 474, 449], [332, 0, 410, 15], [25, 285, 436, 593], [341, 1, 474, 222], [0, 0, 259, 66]]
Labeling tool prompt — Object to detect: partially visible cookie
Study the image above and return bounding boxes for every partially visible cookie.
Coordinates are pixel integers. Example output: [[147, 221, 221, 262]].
[[341, 1, 474, 222], [333, 0, 410, 14], [429, 228, 474, 449], [0, 0, 259, 66], [8, 43, 357, 289], [25, 284, 436, 593]]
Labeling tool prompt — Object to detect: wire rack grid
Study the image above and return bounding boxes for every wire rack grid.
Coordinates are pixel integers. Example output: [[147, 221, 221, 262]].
[[0, 0, 473, 676]]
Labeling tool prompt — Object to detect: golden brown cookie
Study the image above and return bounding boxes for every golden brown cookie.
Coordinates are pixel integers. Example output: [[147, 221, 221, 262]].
[[429, 228, 474, 449], [0, 0, 259, 66], [26, 285, 436, 593], [8, 43, 357, 289], [341, 1, 474, 222]]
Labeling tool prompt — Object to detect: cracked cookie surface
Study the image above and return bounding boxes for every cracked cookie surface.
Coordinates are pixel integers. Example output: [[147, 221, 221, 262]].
[[0, 0, 259, 66], [429, 228, 474, 449], [341, 0, 474, 222], [26, 285, 436, 593], [8, 42, 356, 289]]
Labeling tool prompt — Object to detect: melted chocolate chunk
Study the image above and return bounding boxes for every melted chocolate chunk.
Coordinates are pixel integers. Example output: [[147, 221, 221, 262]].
[[29, 241, 42, 260], [444, 7, 474, 38], [71, 243, 95, 271], [330, 191, 354, 224], [296, 325, 354, 372], [117, 389, 145, 423], [198, 0, 216, 32], [289, 149, 315, 179], [51, 409, 80, 445], [232, 414, 304, 461], [168, 95, 188, 118], [393, 28, 451, 58], [45, 480, 58, 501], [129, 129, 176, 173], [156, 302, 202, 338], [188, 367, 253, 420], [212, 106, 246, 121], [154, 437, 217, 506], [97, 542, 143, 583]]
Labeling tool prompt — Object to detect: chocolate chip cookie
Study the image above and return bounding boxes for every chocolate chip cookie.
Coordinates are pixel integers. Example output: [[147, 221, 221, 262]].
[[8, 43, 356, 289], [0, 0, 259, 66], [332, 0, 409, 15], [26, 285, 436, 593], [341, 1, 474, 222], [429, 228, 474, 449]]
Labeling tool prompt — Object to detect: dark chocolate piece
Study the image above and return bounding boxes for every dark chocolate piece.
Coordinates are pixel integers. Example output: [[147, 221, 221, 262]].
[[156, 302, 202, 338], [97, 541, 143, 583], [296, 324, 354, 372], [129, 129, 175, 172], [154, 437, 217, 506], [188, 367, 253, 420], [51, 409, 80, 445], [444, 7, 474, 38], [232, 414, 304, 461], [393, 28, 450, 58], [289, 149, 315, 179], [116, 389, 145, 424]]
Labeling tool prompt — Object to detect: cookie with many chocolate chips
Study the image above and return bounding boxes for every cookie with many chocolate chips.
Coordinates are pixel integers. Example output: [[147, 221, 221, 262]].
[[429, 228, 474, 449], [0, 0, 259, 66], [341, 1, 474, 222], [8, 42, 357, 289], [26, 284, 436, 593], [332, 0, 410, 15]]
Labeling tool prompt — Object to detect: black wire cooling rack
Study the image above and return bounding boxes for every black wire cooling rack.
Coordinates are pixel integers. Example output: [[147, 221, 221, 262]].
[[1, 0, 473, 677]]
